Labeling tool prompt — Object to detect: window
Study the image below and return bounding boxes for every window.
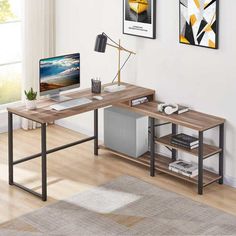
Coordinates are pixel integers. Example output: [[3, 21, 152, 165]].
[[0, 0, 22, 105]]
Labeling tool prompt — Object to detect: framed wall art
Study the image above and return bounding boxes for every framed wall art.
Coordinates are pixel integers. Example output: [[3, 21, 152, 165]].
[[179, 0, 219, 49], [123, 0, 156, 39]]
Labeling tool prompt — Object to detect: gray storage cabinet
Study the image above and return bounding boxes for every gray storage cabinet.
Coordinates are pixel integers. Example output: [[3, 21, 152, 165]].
[[104, 107, 148, 158]]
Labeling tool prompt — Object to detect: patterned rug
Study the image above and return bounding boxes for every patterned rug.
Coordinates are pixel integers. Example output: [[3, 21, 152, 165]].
[[1, 176, 236, 236]]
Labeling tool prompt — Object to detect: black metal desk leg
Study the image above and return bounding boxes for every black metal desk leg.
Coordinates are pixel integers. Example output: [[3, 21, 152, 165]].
[[8, 112, 13, 185], [150, 117, 155, 177], [219, 124, 224, 184], [172, 124, 178, 161], [198, 131, 204, 195], [41, 123, 47, 201], [94, 109, 98, 156]]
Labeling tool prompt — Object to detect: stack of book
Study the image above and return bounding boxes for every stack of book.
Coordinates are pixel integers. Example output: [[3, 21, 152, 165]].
[[169, 160, 198, 178], [171, 133, 199, 150], [132, 97, 149, 106]]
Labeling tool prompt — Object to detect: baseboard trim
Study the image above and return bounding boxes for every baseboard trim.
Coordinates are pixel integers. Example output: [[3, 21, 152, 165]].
[[224, 175, 236, 188]]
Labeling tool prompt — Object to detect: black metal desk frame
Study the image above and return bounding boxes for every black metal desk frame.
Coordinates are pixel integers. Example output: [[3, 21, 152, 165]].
[[8, 109, 99, 202]]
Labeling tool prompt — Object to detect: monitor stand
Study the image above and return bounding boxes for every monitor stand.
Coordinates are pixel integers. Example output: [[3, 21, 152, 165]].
[[50, 94, 71, 102]]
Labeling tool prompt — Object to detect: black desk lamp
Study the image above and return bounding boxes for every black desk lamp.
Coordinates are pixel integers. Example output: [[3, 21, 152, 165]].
[[94, 32, 136, 92]]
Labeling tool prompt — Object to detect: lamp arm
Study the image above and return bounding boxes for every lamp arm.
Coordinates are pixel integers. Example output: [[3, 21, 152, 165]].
[[112, 52, 132, 83], [102, 32, 136, 55], [107, 43, 136, 55], [101, 32, 135, 84]]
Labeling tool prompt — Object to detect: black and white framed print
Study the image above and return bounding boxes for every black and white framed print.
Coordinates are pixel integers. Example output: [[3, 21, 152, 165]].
[[180, 0, 219, 49], [123, 0, 156, 39]]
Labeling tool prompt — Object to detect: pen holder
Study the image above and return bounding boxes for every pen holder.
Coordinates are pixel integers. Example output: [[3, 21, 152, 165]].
[[91, 79, 101, 94]]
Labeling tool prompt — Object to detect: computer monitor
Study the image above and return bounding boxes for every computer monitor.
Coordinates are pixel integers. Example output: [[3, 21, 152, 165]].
[[40, 53, 80, 101]]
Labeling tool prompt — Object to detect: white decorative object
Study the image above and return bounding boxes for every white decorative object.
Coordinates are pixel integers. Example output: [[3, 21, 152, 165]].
[[104, 84, 126, 93], [25, 100, 37, 110], [157, 103, 179, 115]]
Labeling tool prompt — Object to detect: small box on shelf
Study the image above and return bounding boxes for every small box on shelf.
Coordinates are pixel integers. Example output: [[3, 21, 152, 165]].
[[131, 97, 149, 106]]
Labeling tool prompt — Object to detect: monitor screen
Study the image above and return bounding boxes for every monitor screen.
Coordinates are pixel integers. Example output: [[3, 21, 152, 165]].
[[40, 53, 80, 95]]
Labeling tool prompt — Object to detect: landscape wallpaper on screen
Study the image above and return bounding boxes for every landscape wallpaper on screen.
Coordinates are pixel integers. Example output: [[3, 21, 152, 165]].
[[40, 54, 80, 92]]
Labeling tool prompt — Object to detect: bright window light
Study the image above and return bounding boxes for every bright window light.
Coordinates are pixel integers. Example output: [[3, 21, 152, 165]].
[[0, 0, 23, 105]]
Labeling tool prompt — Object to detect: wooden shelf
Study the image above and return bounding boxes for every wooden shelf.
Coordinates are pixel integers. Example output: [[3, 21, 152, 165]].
[[117, 101, 225, 131], [100, 146, 221, 187], [101, 100, 225, 194], [156, 135, 222, 159]]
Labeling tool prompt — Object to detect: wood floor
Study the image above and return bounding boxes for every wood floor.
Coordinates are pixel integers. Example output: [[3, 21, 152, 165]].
[[0, 125, 236, 224]]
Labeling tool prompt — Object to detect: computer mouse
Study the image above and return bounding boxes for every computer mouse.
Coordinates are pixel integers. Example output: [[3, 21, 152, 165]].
[[93, 96, 103, 101]]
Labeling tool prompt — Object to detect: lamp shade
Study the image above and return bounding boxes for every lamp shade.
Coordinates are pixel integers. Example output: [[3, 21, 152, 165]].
[[94, 33, 107, 53]]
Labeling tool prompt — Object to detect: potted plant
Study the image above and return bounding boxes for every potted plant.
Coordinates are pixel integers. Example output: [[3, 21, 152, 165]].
[[24, 88, 37, 110]]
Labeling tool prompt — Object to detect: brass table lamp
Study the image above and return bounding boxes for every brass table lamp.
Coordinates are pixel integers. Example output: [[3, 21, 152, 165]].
[[94, 32, 136, 92]]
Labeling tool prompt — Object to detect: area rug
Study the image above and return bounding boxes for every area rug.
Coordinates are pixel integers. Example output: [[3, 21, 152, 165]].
[[1, 176, 236, 236]]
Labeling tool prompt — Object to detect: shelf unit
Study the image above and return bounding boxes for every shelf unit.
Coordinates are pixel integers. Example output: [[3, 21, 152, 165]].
[[102, 101, 225, 195], [100, 146, 221, 187], [156, 134, 222, 159]]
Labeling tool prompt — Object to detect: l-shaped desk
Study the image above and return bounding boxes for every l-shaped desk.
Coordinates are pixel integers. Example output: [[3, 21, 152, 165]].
[[7, 83, 155, 201], [7, 83, 225, 201]]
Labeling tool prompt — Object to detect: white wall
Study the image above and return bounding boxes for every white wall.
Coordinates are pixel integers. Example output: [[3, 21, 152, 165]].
[[55, 0, 137, 140], [55, 0, 236, 187]]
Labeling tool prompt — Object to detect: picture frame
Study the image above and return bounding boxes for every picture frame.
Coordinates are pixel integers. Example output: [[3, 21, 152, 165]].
[[123, 0, 156, 39], [179, 0, 219, 49]]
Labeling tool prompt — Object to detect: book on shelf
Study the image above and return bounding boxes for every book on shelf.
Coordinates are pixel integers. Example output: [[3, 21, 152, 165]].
[[175, 105, 189, 115], [171, 140, 199, 150], [171, 133, 199, 146], [169, 160, 198, 178], [132, 97, 149, 106], [169, 160, 198, 173], [169, 166, 198, 178]]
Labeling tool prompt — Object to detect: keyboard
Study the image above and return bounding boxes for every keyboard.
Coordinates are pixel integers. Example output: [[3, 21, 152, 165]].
[[50, 98, 92, 111]]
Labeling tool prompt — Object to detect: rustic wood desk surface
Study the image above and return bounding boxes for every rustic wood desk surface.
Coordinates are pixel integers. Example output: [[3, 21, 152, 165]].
[[117, 102, 225, 131], [7, 83, 155, 124]]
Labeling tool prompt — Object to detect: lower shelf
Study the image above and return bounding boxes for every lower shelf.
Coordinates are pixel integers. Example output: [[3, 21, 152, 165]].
[[100, 145, 222, 187]]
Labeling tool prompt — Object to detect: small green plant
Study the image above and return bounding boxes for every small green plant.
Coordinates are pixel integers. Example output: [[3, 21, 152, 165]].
[[24, 88, 37, 101]]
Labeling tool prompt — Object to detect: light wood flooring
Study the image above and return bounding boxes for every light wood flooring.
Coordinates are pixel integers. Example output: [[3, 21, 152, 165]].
[[0, 125, 236, 224]]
